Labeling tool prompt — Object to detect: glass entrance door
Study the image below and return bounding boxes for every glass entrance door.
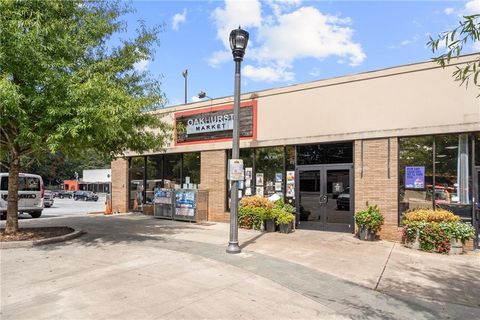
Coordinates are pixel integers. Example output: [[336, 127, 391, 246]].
[[474, 168, 479, 248], [297, 166, 353, 233]]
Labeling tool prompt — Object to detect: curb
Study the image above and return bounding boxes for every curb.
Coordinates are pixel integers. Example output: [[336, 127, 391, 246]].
[[0, 229, 85, 249]]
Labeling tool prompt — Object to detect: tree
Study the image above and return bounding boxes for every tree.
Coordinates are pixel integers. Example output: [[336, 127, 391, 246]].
[[427, 14, 480, 90], [0, 0, 170, 233]]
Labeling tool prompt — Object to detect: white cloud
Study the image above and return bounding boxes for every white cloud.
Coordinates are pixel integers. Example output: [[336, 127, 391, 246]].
[[443, 0, 480, 16], [472, 41, 480, 51], [444, 7, 455, 15], [389, 34, 419, 49], [134, 59, 149, 72], [211, 0, 262, 48], [209, 1, 365, 83], [465, 0, 480, 15], [172, 9, 187, 31], [243, 65, 294, 82], [207, 50, 231, 68], [191, 95, 201, 102]]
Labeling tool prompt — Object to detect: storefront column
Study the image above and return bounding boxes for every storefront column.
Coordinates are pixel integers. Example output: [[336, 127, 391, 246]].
[[354, 139, 401, 241], [111, 158, 129, 213], [200, 150, 229, 222]]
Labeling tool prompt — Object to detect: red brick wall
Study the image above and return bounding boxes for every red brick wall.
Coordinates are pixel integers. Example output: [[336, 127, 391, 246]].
[[200, 150, 229, 222], [111, 158, 129, 213], [355, 139, 402, 241]]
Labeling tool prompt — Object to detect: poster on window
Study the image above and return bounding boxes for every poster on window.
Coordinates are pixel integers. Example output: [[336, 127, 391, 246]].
[[256, 186, 264, 196], [245, 179, 251, 188], [245, 187, 252, 196], [175, 190, 196, 216], [275, 173, 283, 182], [256, 173, 264, 186], [275, 182, 282, 191], [286, 171, 295, 198], [405, 166, 425, 189], [245, 167, 253, 180]]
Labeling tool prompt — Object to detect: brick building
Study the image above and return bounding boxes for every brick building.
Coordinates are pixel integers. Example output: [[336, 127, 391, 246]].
[[111, 55, 480, 248]]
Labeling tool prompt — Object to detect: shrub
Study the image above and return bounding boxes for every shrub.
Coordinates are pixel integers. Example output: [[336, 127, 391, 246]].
[[355, 203, 384, 233], [402, 208, 475, 254], [275, 210, 295, 225], [403, 208, 460, 224], [238, 205, 266, 230], [240, 196, 273, 209], [440, 221, 475, 244]]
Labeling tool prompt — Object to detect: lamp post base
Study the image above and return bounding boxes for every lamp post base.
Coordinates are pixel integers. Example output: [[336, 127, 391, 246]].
[[226, 242, 241, 254]]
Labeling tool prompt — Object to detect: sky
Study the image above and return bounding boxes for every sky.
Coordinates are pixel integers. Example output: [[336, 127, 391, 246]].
[[121, 0, 480, 107]]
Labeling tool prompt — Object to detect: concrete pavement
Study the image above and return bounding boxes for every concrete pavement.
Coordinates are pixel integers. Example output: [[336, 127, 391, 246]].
[[1, 214, 479, 319]]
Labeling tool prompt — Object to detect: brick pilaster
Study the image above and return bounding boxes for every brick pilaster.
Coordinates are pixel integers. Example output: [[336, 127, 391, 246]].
[[355, 139, 402, 241], [111, 158, 129, 213], [200, 150, 229, 222]]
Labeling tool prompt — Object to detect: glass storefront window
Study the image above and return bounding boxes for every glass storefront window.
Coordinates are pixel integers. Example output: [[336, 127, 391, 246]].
[[255, 147, 284, 197], [399, 133, 477, 223], [297, 142, 353, 165], [163, 154, 182, 189], [146, 155, 163, 204], [399, 136, 434, 218], [435, 134, 472, 219], [183, 152, 201, 188], [129, 157, 144, 211]]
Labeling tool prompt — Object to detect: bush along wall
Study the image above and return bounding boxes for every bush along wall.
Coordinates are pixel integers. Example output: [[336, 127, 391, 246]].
[[401, 209, 475, 255]]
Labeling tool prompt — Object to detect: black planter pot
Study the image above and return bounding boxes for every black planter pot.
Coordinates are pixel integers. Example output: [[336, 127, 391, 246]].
[[359, 226, 376, 241], [279, 223, 291, 234], [265, 219, 276, 232]]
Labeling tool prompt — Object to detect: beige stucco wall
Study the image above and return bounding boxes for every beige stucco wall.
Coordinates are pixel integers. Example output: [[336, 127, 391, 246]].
[[133, 54, 479, 156]]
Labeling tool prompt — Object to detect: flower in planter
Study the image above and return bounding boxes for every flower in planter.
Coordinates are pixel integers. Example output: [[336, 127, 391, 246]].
[[355, 203, 384, 240]]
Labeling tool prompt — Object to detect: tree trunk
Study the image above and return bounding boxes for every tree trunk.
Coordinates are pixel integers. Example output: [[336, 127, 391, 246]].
[[5, 149, 20, 234]]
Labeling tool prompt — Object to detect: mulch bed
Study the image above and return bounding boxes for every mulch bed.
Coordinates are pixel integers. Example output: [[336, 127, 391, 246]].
[[0, 227, 74, 242]]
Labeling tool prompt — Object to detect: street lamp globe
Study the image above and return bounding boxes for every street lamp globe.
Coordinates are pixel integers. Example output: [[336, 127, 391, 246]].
[[229, 26, 249, 61]]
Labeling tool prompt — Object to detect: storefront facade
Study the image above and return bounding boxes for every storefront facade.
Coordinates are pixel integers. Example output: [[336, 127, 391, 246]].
[[111, 55, 480, 247]]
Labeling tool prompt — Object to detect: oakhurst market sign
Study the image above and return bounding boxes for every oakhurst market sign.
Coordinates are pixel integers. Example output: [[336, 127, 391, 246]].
[[175, 103, 256, 144], [186, 114, 234, 134]]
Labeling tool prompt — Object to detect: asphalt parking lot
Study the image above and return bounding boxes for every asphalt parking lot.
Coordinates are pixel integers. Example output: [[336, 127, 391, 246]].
[[18, 195, 106, 220]]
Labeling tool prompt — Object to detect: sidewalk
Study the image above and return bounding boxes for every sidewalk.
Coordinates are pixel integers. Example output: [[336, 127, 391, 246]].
[[1, 214, 479, 319]]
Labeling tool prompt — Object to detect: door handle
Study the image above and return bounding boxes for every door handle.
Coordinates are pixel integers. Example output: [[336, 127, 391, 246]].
[[319, 194, 327, 204]]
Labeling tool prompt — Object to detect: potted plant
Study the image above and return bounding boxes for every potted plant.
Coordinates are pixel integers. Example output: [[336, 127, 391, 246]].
[[276, 210, 295, 234], [264, 208, 278, 232], [239, 196, 272, 231], [355, 203, 384, 241], [442, 221, 475, 255]]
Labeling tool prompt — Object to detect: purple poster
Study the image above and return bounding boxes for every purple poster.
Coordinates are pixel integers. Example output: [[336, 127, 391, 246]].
[[405, 166, 425, 189]]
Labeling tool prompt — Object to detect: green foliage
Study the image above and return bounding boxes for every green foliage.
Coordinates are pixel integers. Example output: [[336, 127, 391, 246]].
[[419, 223, 450, 254], [403, 208, 460, 224], [0, 0, 171, 232], [355, 203, 384, 233], [238, 205, 266, 230], [441, 221, 475, 244], [275, 210, 294, 225], [427, 14, 480, 91], [0, 0, 170, 161], [273, 198, 296, 214], [402, 217, 475, 254]]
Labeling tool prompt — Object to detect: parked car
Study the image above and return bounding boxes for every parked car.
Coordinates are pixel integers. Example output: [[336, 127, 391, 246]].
[[58, 190, 73, 199], [0, 173, 44, 219], [43, 190, 54, 208], [336, 187, 350, 211], [74, 191, 99, 201]]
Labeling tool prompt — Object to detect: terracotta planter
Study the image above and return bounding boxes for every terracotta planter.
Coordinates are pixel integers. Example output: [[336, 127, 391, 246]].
[[359, 226, 376, 241]]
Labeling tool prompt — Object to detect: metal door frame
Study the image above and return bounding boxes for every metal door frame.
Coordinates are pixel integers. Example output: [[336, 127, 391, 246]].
[[295, 163, 354, 232]]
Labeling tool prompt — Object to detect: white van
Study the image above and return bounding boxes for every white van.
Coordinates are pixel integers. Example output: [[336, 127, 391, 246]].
[[0, 173, 44, 218]]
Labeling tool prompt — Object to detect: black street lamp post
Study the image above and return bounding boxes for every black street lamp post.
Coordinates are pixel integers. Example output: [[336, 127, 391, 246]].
[[227, 26, 249, 254]]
